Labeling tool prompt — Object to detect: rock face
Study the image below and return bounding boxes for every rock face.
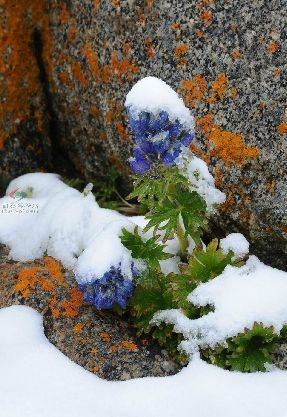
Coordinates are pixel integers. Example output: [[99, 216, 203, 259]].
[[0, 246, 181, 380], [1, 1, 287, 268], [0, 1, 52, 190]]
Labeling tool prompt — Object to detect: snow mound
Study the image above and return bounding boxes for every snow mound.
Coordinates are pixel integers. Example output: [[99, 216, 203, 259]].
[[154, 256, 287, 351], [0, 173, 137, 283], [125, 76, 194, 128], [220, 233, 249, 259], [1, 305, 287, 417]]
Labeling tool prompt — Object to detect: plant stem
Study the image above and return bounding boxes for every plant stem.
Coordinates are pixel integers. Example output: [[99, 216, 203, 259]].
[[177, 216, 188, 262]]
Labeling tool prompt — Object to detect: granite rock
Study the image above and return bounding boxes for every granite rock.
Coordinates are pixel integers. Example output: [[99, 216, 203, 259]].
[[1, 1, 287, 269], [45, 0, 287, 269], [0, 246, 182, 381]]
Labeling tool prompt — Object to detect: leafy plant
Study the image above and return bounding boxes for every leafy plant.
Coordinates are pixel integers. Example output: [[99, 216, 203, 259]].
[[201, 323, 280, 372], [77, 76, 275, 373], [118, 79, 252, 367]]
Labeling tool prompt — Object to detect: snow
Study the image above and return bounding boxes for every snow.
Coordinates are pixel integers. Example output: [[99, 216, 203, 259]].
[[125, 76, 194, 128], [153, 256, 287, 352], [220, 233, 249, 259], [176, 147, 226, 209], [1, 172, 287, 416], [1, 305, 287, 417], [0, 173, 139, 284]]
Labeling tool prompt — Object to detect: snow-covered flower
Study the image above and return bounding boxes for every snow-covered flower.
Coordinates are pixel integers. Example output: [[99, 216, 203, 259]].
[[78, 265, 135, 309], [125, 77, 195, 175]]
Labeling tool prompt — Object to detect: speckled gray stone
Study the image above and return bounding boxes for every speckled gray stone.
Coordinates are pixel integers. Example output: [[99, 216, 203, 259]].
[[45, 0, 286, 269], [1, 0, 286, 269], [0, 248, 182, 381]]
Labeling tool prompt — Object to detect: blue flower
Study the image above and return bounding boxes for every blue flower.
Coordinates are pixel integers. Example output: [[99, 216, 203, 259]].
[[78, 265, 135, 309], [126, 108, 194, 174]]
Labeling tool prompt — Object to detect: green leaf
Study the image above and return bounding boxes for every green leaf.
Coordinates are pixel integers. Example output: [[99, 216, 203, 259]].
[[144, 198, 179, 240], [143, 188, 207, 243], [186, 240, 239, 283], [202, 323, 280, 373], [120, 227, 170, 269], [128, 165, 190, 211], [226, 323, 279, 372], [129, 268, 175, 331]]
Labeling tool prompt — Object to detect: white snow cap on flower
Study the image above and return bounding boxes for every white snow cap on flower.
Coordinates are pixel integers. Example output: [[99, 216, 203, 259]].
[[125, 76, 194, 128], [220, 233, 249, 259]]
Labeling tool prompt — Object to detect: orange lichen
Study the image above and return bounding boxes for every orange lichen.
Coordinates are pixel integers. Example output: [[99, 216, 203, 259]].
[[266, 180, 276, 194], [15, 257, 83, 319], [83, 43, 101, 82], [91, 348, 98, 355], [60, 3, 69, 25], [281, 225, 287, 234], [112, 0, 121, 8], [196, 30, 203, 39], [109, 345, 119, 353], [110, 53, 139, 83], [229, 87, 238, 100], [116, 120, 130, 141], [106, 111, 113, 125], [146, 0, 155, 9], [197, 113, 260, 166], [174, 43, 188, 57], [59, 51, 68, 65], [73, 323, 83, 333], [93, 0, 100, 12], [121, 41, 132, 58], [199, 10, 212, 21], [179, 75, 208, 107], [272, 69, 281, 75], [84, 44, 138, 85], [110, 153, 125, 172], [212, 73, 228, 101], [0, 0, 53, 150], [99, 131, 107, 142], [61, 288, 83, 318], [58, 71, 70, 86], [16, 268, 39, 298], [177, 59, 187, 69], [90, 105, 100, 118], [121, 341, 138, 351], [68, 19, 78, 43], [144, 39, 155, 58], [99, 332, 111, 342], [136, 15, 147, 26], [230, 24, 237, 31], [172, 22, 181, 31], [231, 51, 242, 59], [278, 122, 287, 135], [268, 43, 279, 53], [71, 62, 88, 87]]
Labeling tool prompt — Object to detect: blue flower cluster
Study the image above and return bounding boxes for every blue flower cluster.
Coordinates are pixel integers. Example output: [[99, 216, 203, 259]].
[[127, 109, 194, 175], [78, 265, 134, 309]]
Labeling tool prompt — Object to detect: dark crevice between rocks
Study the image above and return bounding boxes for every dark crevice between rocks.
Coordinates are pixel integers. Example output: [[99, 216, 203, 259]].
[[205, 218, 287, 272], [32, 28, 77, 179]]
